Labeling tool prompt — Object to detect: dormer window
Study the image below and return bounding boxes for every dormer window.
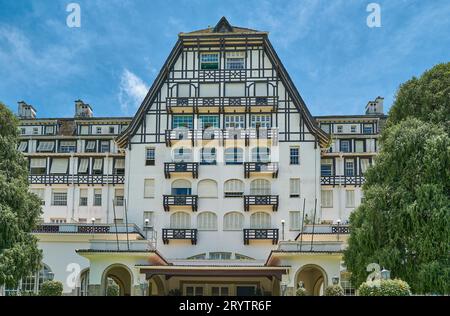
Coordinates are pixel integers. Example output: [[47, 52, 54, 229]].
[[33, 127, 39, 135], [96, 127, 102, 134], [200, 53, 219, 70], [337, 125, 343, 133], [109, 126, 115, 134], [45, 126, 54, 135]]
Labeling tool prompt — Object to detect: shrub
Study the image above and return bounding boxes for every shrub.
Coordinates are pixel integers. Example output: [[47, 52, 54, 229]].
[[296, 287, 307, 296], [324, 285, 344, 296], [106, 284, 119, 296], [358, 279, 411, 296], [40, 281, 63, 296]]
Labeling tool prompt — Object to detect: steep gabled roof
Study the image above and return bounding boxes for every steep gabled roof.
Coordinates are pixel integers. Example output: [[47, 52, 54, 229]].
[[117, 18, 329, 148]]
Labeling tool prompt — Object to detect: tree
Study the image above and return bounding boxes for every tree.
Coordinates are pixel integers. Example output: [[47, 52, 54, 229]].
[[40, 280, 63, 296], [387, 62, 450, 132], [0, 102, 43, 289], [344, 118, 450, 293]]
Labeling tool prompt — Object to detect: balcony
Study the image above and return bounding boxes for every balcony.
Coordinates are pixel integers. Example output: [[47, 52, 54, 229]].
[[163, 195, 198, 212], [244, 162, 279, 178], [162, 228, 197, 245], [28, 174, 125, 186], [243, 229, 279, 245], [320, 175, 365, 187], [164, 162, 199, 179], [165, 129, 195, 147], [166, 96, 278, 113], [32, 223, 144, 237], [244, 195, 279, 212]]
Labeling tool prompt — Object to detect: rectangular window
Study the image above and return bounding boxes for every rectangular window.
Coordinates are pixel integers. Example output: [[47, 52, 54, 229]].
[[360, 158, 371, 174], [33, 127, 39, 135], [289, 211, 301, 230], [185, 286, 204, 296], [321, 159, 333, 176], [225, 51, 245, 69], [21, 128, 26, 135], [79, 189, 88, 206], [143, 211, 154, 228], [198, 115, 219, 129], [289, 178, 301, 197], [351, 125, 357, 133], [50, 218, 67, 224], [18, 141, 28, 152], [45, 126, 54, 135], [224, 115, 245, 129], [59, 140, 77, 153], [36, 141, 55, 152], [114, 189, 124, 207], [50, 158, 69, 174], [355, 140, 365, 153], [109, 126, 115, 134], [144, 179, 155, 198], [78, 158, 89, 174], [114, 159, 125, 175], [93, 189, 102, 206], [290, 147, 300, 165], [30, 188, 45, 206], [337, 125, 343, 133], [211, 287, 229, 296], [321, 190, 333, 208], [172, 115, 193, 129], [99, 141, 110, 153], [345, 160, 355, 176], [201, 148, 216, 165], [340, 140, 351, 153], [52, 189, 67, 206], [200, 52, 219, 70], [346, 190, 355, 208], [363, 124, 373, 134], [145, 148, 155, 166], [85, 141, 96, 152], [30, 158, 47, 175], [321, 124, 330, 134], [92, 158, 103, 175], [80, 125, 89, 135], [250, 114, 271, 128], [96, 127, 102, 134]]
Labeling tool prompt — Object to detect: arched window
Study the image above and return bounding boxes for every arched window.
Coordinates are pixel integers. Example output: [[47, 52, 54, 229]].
[[197, 179, 218, 198], [224, 179, 244, 197], [201, 148, 216, 165], [173, 147, 192, 162], [171, 179, 191, 195], [223, 212, 244, 230], [251, 147, 270, 163], [197, 212, 218, 230], [250, 179, 271, 195], [250, 212, 271, 229], [224, 147, 243, 165], [170, 212, 191, 228]]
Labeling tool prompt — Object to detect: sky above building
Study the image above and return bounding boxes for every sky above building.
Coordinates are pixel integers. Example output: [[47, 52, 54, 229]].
[[0, 0, 449, 118]]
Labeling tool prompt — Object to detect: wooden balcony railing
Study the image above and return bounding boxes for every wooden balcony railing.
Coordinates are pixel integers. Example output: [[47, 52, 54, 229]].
[[244, 195, 279, 212], [244, 162, 279, 178], [28, 174, 125, 186], [162, 228, 197, 245], [164, 162, 199, 179], [243, 229, 279, 245], [320, 175, 365, 187], [163, 195, 198, 212]]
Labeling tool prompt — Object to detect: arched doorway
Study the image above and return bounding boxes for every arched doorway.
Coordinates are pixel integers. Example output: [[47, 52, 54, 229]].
[[148, 275, 165, 296], [295, 264, 328, 296], [102, 264, 133, 296]]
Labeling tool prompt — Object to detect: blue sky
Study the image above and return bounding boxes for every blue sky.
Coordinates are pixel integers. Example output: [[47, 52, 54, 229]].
[[0, 0, 449, 118]]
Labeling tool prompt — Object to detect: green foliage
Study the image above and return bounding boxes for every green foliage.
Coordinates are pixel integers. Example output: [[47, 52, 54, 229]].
[[40, 281, 63, 296], [344, 118, 450, 293], [387, 62, 450, 132], [324, 285, 344, 296], [295, 287, 307, 296], [0, 102, 43, 288], [358, 279, 411, 296], [106, 283, 119, 296]]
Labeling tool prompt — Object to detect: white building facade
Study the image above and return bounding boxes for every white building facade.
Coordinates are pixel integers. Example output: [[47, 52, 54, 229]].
[[1, 18, 386, 296]]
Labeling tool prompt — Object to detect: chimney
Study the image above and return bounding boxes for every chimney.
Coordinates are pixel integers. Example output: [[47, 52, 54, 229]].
[[365, 96, 384, 115], [17, 101, 37, 119], [75, 100, 93, 118]]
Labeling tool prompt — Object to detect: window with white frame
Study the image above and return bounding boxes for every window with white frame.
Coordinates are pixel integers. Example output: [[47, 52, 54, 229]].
[[346, 190, 355, 208], [355, 140, 365, 153], [340, 140, 351, 153], [185, 285, 204, 296], [50, 218, 66, 224], [250, 179, 271, 195], [85, 140, 96, 152], [224, 179, 244, 197], [345, 160, 355, 176], [92, 158, 103, 175], [109, 126, 115, 134], [360, 158, 371, 174], [201, 147, 216, 165], [200, 52, 219, 70], [290, 147, 300, 165], [114, 159, 125, 175], [351, 125, 357, 133], [36, 141, 55, 152], [224, 114, 245, 129], [93, 189, 102, 206], [59, 140, 77, 153], [198, 115, 219, 129], [114, 189, 124, 206], [337, 125, 343, 133], [209, 252, 232, 260], [52, 189, 67, 206], [250, 114, 271, 128], [250, 212, 271, 229], [170, 212, 191, 229], [197, 212, 218, 231], [363, 124, 373, 134], [18, 141, 28, 152], [80, 125, 89, 135], [251, 147, 270, 163], [197, 179, 218, 198], [173, 147, 192, 162], [32, 127, 39, 135], [225, 51, 245, 69], [78, 158, 89, 174], [223, 212, 244, 230], [321, 190, 333, 208], [45, 126, 54, 135], [321, 159, 333, 176], [99, 140, 110, 153], [321, 124, 330, 134], [172, 115, 193, 129], [79, 189, 88, 206], [50, 158, 69, 174], [144, 179, 155, 198], [30, 188, 45, 206], [145, 148, 155, 166], [30, 158, 47, 175], [289, 211, 301, 230], [143, 211, 154, 228], [224, 147, 243, 165], [96, 127, 102, 134], [289, 178, 300, 197]]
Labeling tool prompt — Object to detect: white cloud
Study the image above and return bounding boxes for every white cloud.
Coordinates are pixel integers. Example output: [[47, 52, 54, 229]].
[[118, 69, 149, 114]]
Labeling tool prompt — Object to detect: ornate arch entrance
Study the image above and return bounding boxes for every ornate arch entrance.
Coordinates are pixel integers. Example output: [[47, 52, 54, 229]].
[[295, 264, 328, 296], [102, 264, 133, 296]]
